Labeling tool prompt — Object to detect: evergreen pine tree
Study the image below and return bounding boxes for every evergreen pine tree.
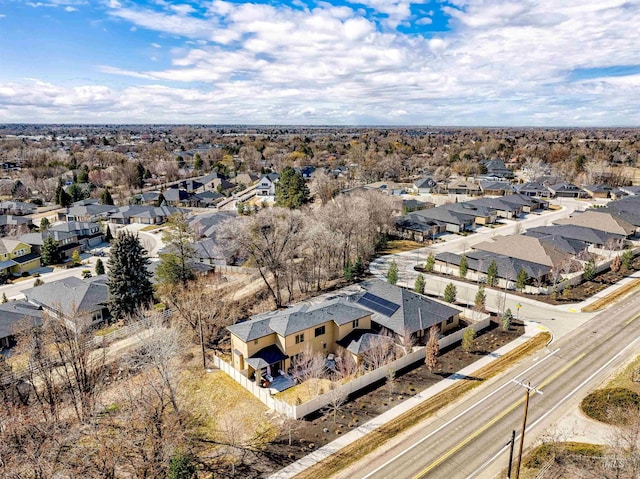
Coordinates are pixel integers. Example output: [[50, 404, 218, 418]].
[[193, 153, 203, 170], [39, 217, 50, 232], [486, 260, 498, 287], [459, 254, 468, 278], [415, 273, 425, 295], [387, 260, 399, 285], [274, 166, 310, 209], [55, 181, 72, 207], [101, 188, 114, 206], [41, 236, 61, 266], [103, 225, 113, 243], [354, 256, 365, 276], [474, 284, 486, 311], [425, 253, 435, 272], [1, 292, 7, 303], [516, 268, 528, 291], [107, 231, 154, 319], [444, 282, 457, 303], [95, 258, 105, 276]]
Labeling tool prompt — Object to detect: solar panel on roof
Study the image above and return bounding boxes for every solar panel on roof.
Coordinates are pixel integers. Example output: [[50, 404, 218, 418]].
[[357, 292, 400, 317]]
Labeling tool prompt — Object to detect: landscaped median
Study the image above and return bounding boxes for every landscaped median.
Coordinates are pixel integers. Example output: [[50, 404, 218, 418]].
[[581, 278, 640, 312], [292, 331, 551, 479]]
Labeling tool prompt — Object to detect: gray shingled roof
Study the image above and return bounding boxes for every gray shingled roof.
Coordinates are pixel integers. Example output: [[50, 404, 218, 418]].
[[24, 275, 108, 318], [351, 279, 461, 336], [436, 251, 551, 280], [0, 300, 42, 340], [526, 225, 621, 246]]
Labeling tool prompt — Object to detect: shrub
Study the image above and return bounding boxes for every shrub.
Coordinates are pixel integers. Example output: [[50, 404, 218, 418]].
[[580, 388, 640, 425], [462, 328, 476, 352]]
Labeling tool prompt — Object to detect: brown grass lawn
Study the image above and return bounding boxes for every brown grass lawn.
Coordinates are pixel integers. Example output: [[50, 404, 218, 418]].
[[180, 367, 279, 443], [379, 240, 424, 255]]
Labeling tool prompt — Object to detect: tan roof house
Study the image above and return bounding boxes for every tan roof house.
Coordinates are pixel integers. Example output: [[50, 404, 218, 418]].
[[474, 235, 569, 269], [554, 210, 636, 237]]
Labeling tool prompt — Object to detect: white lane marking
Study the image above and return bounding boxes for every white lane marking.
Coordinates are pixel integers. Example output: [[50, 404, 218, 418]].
[[466, 333, 640, 478], [361, 348, 560, 479]]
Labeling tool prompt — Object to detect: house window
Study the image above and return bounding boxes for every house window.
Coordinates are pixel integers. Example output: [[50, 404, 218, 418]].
[[352, 319, 359, 328], [314, 325, 325, 337], [254, 339, 259, 345], [295, 333, 304, 344], [446, 318, 454, 325]]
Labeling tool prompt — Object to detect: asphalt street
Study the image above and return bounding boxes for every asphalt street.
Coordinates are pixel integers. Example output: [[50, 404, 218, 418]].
[[335, 290, 640, 479]]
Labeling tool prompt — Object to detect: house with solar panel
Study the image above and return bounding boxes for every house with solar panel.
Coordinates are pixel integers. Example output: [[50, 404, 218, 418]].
[[226, 279, 462, 386]]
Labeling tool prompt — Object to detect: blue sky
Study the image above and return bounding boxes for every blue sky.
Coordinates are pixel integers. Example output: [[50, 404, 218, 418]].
[[0, 0, 639, 125]]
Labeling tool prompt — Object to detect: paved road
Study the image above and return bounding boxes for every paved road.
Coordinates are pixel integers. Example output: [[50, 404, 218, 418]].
[[336, 291, 640, 479]]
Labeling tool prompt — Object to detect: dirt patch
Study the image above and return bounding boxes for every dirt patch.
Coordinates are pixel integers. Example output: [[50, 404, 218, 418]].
[[239, 320, 526, 478]]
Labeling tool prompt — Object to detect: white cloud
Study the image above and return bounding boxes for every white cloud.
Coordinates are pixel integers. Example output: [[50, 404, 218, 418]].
[[64, 6, 76, 12], [2, 0, 640, 125]]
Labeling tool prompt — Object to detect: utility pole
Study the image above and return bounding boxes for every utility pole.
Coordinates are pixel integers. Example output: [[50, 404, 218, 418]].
[[512, 380, 543, 479]]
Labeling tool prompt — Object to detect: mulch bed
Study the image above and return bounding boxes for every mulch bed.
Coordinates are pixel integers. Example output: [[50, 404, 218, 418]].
[[248, 319, 525, 478]]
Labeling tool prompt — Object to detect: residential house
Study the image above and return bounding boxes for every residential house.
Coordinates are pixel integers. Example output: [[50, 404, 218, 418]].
[[0, 239, 41, 276], [470, 197, 522, 219], [526, 225, 624, 250], [232, 172, 259, 187], [411, 176, 438, 194], [20, 230, 80, 259], [350, 280, 462, 344], [395, 214, 445, 242], [227, 280, 461, 378], [516, 182, 552, 198], [365, 181, 408, 196], [107, 205, 182, 225], [0, 215, 33, 236], [478, 181, 514, 196], [498, 194, 548, 213], [256, 173, 280, 197], [0, 300, 42, 349], [445, 202, 498, 225], [58, 203, 117, 222], [191, 190, 224, 207], [402, 206, 474, 234], [162, 188, 192, 206], [554, 210, 637, 237], [189, 211, 237, 238], [480, 159, 514, 179], [446, 179, 482, 196], [23, 275, 110, 328], [49, 221, 103, 250], [134, 191, 162, 205], [547, 182, 586, 198], [474, 234, 572, 269], [435, 250, 551, 286], [581, 185, 613, 199], [0, 201, 36, 216]]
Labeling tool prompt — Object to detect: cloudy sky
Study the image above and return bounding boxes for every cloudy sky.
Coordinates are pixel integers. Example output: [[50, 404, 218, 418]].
[[0, 0, 639, 125]]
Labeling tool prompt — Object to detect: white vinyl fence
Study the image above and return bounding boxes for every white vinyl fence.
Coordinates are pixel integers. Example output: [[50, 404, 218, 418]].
[[214, 317, 492, 419]]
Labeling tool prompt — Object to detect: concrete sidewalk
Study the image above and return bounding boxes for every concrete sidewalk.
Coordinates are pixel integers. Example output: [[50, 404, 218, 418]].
[[269, 321, 548, 479]]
